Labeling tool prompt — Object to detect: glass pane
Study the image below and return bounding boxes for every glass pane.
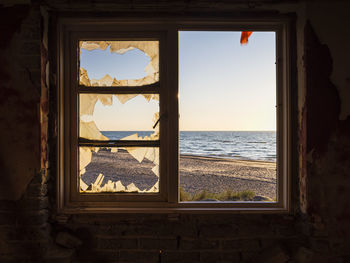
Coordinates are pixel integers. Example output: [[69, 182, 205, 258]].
[[79, 94, 159, 141], [179, 31, 277, 202], [79, 40, 159, 86], [79, 147, 159, 193]]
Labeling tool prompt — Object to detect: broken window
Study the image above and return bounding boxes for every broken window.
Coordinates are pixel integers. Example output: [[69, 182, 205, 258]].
[[78, 41, 160, 194], [79, 41, 159, 86], [79, 147, 159, 193], [58, 20, 291, 212]]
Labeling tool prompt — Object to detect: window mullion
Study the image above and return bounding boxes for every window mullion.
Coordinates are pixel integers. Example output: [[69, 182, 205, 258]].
[[78, 139, 160, 147], [77, 84, 160, 94], [166, 27, 179, 203]]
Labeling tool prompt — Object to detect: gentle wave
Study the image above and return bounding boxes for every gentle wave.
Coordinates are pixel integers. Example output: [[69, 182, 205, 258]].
[[101, 131, 276, 162]]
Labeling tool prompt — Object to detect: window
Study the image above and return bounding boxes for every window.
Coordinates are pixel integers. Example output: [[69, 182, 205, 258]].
[[78, 40, 161, 197], [57, 18, 291, 213]]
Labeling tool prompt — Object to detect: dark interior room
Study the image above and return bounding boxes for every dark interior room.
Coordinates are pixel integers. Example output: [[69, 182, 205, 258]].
[[0, 0, 349, 262]]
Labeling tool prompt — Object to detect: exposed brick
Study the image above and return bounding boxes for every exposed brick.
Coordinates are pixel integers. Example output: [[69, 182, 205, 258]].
[[274, 224, 297, 237], [180, 238, 220, 250], [156, 223, 198, 238], [93, 224, 154, 237], [139, 238, 177, 250], [161, 251, 200, 262], [20, 25, 41, 40], [7, 240, 49, 256], [30, 173, 43, 184], [119, 250, 159, 263], [200, 252, 223, 263], [20, 8, 41, 26], [222, 239, 260, 252], [0, 201, 16, 210], [241, 251, 257, 262], [260, 238, 280, 249], [0, 257, 15, 263], [25, 183, 48, 198], [44, 259, 72, 263], [247, 245, 290, 263], [199, 224, 238, 238], [0, 212, 16, 225], [238, 223, 274, 237], [20, 55, 41, 71], [56, 232, 83, 249], [136, 221, 197, 238], [93, 250, 119, 262], [16, 210, 49, 226], [220, 252, 241, 262], [44, 247, 75, 261], [20, 41, 41, 55], [329, 237, 349, 254], [310, 238, 330, 253], [5, 225, 49, 241], [98, 238, 138, 250], [93, 222, 197, 238], [240, 239, 261, 251], [221, 239, 240, 250], [17, 197, 49, 211]]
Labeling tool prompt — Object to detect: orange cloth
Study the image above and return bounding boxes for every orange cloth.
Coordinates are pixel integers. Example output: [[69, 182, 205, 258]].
[[240, 31, 253, 45]]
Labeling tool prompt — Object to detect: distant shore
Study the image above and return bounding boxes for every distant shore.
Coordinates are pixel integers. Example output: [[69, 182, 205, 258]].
[[82, 149, 276, 199]]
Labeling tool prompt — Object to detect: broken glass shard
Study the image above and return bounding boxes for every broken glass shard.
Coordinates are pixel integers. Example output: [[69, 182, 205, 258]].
[[79, 147, 159, 193], [79, 40, 159, 87], [79, 94, 159, 141]]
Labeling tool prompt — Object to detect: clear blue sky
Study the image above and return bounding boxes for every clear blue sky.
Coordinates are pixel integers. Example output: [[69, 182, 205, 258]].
[[80, 46, 150, 80], [80, 31, 276, 131]]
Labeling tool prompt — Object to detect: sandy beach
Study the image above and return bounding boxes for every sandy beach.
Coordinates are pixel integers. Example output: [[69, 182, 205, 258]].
[[82, 149, 276, 199], [180, 154, 276, 199]]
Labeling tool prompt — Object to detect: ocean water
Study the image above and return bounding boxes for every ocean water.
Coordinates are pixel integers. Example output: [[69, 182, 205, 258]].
[[101, 131, 276, 162]]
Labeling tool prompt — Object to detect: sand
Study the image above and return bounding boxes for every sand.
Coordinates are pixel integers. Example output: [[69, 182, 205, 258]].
[[180, 154, 276, 199], [82, 149, 276, 199]]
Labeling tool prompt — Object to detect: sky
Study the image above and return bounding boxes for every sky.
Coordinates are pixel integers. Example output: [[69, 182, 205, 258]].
[[80, 31, 276, 131]]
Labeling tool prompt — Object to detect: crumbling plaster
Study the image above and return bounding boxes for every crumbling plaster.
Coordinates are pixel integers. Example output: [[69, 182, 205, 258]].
[[303, 0, 350, 212], [305, 2, 350, 121], [298, 2, 350, 254], [0, 6, 41, 200]]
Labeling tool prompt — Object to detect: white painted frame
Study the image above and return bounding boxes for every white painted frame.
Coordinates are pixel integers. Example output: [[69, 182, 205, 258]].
[[57, 17, 292, 213]]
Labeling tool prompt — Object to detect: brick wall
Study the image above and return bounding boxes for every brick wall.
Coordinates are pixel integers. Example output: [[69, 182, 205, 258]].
[[50, 213, 300, 262], [0, 5, 52, 262]]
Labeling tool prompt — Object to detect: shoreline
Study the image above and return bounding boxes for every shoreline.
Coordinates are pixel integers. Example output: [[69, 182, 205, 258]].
[[180, 153, 276, 164], [82, 149, 277, 199]]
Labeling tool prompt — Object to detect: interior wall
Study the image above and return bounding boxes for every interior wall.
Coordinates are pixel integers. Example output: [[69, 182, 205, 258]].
[[0, 5, 41, 200], [299, 1, 350, 258], [0, 1, 349, 262]]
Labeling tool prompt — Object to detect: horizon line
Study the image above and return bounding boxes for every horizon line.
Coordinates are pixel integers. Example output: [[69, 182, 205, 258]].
[[101, 130, 277, 132]]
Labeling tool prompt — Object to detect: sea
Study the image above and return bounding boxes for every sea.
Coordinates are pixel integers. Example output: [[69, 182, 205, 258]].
[[101, 131, 276, 162]]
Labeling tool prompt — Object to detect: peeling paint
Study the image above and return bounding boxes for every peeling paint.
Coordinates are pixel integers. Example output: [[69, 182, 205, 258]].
[[40, 42, 49, 179], [301, 19, 350, 251], [299, 104, 307, 214]]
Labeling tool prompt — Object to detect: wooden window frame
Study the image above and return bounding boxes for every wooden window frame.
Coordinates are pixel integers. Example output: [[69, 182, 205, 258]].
[[57, 17, 292, 213]]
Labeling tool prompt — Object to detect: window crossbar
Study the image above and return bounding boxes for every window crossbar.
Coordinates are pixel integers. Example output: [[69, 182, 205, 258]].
[[78, 83, 159, 94], [78, 139, 160, 147]]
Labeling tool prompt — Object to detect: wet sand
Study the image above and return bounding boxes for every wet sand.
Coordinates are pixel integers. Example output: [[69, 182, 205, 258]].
[[82, 149, 276, 199]]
